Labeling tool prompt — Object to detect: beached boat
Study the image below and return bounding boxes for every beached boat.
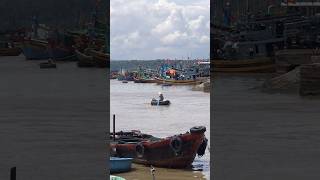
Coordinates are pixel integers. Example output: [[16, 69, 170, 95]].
[[151, 99, 170, 106], [0, 47, 21, 56], [75, 49, 95, 67], [110, 157, 132, 173], [213, 57, 276, 73], [110, 126, 207, 168], [21, 39, 49, 60]]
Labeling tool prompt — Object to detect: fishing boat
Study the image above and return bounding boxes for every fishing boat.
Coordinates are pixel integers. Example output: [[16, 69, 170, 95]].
[[75, 49, 95, 67], [151, 99, 170, 106], [154, 77, 201, 85], [21, 39, 49, 60], [87, 49, 109, 68], [213, 57, 276, 73], [0, 47, 21, 56], [110, 126, 207, 168], [133, 77, 157, 83], [0, 42, 21, 56], [110, 157, 133, 173]]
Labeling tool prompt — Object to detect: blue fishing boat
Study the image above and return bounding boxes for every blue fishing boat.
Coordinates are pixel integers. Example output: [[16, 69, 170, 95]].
[[22, 39, 49, 60], [110, 157, 132, 173]]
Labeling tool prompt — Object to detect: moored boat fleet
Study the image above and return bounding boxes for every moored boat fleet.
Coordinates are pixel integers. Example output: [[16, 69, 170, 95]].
[[0, 7, 109, 69], [111, 61, 210, 86]]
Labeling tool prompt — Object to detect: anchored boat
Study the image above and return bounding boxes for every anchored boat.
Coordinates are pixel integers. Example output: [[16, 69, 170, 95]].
[[151, 98, 170, 106], [21, 39, 49, 60], [110, 126, 207, 168]]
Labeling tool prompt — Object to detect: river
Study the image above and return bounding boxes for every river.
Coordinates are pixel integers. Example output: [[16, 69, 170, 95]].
[[110, 79, 210, 179]]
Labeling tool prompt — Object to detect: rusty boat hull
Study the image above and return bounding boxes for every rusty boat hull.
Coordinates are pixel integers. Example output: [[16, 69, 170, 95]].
[[110, 126, 207, 168]]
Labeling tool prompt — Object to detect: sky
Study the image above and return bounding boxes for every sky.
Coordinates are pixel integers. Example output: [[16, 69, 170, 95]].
[[110, 0, 210, 60]]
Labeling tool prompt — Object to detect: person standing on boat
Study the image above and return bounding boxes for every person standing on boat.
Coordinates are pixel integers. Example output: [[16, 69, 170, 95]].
[[159, 92, 164, 101]]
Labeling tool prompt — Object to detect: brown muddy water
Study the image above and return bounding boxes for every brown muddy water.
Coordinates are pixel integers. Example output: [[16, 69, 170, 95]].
[[213, 73, 320, 180], [110, 80, 210, 179], [0, 55, 107, 180]]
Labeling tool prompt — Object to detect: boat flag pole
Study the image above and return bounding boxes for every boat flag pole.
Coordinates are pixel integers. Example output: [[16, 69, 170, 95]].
[[10, 167, 16, 180], [113, 114, 115, 141]]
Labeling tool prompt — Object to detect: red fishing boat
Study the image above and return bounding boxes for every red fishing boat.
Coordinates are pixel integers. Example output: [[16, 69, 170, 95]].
[[110, 126, 207, 168]]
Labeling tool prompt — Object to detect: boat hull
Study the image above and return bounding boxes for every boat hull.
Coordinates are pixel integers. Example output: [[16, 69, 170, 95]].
[[22, 40, 49, 60], [213, 57, 276, 73], [0, 47, 21, 56], [154, 78, 201, 85], [134, 78, 157, 83], [75, 49, 95, 67], [151, 100, 170, 106], [88, 49, 109, 68], [110, 129, 206, 168], [110, 157, 132, 174]]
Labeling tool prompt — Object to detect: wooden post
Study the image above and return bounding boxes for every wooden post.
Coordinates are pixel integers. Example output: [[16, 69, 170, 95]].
[[113, 114, 115, 141], [10, 167, 16, 180]]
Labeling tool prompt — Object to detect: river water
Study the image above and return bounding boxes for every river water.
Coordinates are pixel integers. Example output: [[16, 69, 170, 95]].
[[110, 80, 210, 179], [213, 73, 320, 180]]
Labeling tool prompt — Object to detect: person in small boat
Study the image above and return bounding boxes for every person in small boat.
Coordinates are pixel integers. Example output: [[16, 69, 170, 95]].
[[159, 93, 164, 101]]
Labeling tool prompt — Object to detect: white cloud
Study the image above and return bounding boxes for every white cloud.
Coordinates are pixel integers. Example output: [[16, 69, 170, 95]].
[[111, 0, 209, 60]]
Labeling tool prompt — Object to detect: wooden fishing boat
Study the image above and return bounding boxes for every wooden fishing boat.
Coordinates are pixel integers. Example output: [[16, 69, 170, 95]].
[[154, 77, 201, 85], [133, 77, 157, 83], [0, 47, 21, 56], [110, 157, 132, 174], [75, 49, 95, 67], [213, 57, 276, 73], [110, 126, 207, 168], [21, 39, 49, 60], [87, 49, 109, 68]]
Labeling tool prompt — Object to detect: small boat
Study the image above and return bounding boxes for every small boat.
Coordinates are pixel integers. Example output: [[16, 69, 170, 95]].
[[110, 157, 133, 174], [122, 81, 128, 83], [110, 175, 126, 180], [39, 61, 57, 69], [0, 47, 21, 56], [110, 126, 207, 168], [151, 98, 170, 106]]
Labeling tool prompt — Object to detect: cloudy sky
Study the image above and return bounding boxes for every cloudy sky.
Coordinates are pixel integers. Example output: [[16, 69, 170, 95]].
[[110, 0, 210, 60]]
